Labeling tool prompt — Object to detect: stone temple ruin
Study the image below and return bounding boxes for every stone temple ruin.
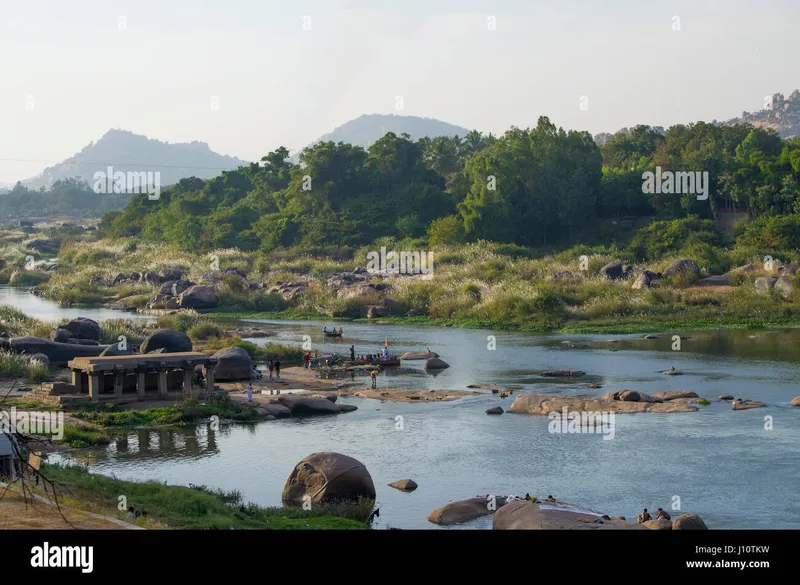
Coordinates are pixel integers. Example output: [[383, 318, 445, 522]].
[[30, 353, 218, 405]]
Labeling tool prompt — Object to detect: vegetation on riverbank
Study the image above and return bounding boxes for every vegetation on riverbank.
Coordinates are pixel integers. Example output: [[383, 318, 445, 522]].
[[38, 463, 371, 529]]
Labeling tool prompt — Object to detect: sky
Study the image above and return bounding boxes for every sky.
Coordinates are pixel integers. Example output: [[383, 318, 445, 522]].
[[0, 0, 798, 184]]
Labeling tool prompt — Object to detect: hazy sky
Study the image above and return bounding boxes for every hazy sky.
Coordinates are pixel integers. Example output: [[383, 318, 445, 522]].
[[1, 0, 798, 183]]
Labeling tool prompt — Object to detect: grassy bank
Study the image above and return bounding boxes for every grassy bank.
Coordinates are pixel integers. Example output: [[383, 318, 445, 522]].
[[38, 463, 371, 529], [11, 232, 800, 335]]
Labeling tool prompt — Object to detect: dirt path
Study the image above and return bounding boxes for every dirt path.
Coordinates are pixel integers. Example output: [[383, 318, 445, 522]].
[[0, 483, 144, 530]]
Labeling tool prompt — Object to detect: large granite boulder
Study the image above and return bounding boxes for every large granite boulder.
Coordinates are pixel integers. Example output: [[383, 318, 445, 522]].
[[672, 514, 708, 530], [774, 276, 793, 299], [754, 277, 778, 294], [276, 394, 350, 415], [642, 518, 672, 530], [49, 328, 70, 343], [263, 403, 292, 418], [3, 337, 105, 365], [663, 258, 701, 280], [100, 343, 136, 357], [178, 285, 218, 310], [428, 497, 498, 525], [210, 347, 252, 381], [423, 358, 450, 370], [780, 261, 800, 276], [599, 261, 625, 280], [62, 317, 101, 340], [790, 396, 800, 407], [159, 268, 183, 282], [493, 500, 647, 530], [139, 330, 193, 354], [399, 351, 439, 360], [282, 452, 375, 506]]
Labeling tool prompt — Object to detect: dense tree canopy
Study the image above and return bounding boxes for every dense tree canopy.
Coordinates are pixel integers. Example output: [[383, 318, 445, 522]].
[[102, 118, 800, 254]]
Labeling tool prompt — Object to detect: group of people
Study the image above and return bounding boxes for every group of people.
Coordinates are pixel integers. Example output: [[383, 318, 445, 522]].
[[322, 326, 343, 335], [636, 507, 671, 523], [354, 345, 393, 362]]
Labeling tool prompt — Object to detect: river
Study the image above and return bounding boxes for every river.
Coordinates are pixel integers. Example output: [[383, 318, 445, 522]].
[[2, 286, 799, 529]]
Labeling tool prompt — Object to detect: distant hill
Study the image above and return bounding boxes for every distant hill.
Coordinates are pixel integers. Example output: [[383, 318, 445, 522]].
[[720, 90, 800, 138], [303, 114, 471, 153], [22, 129, 250, 190]]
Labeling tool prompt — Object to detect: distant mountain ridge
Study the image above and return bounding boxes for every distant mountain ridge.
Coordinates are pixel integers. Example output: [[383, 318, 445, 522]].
[[22, 129, 249, 190], [303, 114, 471, 152]]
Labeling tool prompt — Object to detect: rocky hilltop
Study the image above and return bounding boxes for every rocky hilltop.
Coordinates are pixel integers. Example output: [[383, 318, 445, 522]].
[[722, 90, 800, 138]]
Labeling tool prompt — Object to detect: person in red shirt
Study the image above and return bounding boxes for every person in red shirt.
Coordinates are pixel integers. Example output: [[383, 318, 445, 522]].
[[304, 353, 311, 368]]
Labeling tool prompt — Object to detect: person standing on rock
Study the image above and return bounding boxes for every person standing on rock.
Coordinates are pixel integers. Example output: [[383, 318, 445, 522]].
[[304, 352, 311, 368], [350, 345, 355, 361], [268, 360, 275, 380], [275, 359, 281, 378], [371, 370, 378, 389], [247, 383, 253, 403]]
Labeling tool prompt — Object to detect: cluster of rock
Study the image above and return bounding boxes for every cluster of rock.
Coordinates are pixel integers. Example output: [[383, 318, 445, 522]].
[[717, 395, 767, 410], [507, 391, 703, 415], [258, 394, 357, 420], [726, 89, 800, 139], [0, 318, 200, 366], [754, 275, 794, 299]]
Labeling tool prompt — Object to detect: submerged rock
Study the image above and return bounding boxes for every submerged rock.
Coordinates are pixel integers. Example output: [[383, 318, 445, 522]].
[[388, 479, 418, 492]]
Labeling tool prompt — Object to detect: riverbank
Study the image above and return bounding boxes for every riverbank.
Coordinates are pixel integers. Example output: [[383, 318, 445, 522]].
[[24, 463, 369, 529]]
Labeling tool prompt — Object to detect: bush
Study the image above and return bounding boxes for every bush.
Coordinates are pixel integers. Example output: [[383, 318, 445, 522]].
[[187, 323, 225, 340], [629, 216, 721, 260]]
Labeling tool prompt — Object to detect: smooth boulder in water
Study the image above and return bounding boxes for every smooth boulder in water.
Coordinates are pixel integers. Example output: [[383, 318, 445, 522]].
[[423, 358, 450, 370], [282, 452, 376, 506]]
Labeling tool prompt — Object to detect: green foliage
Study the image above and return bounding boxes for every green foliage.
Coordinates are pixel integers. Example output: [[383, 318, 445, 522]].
[[629, 217, 721, 260], [40, 463, 369, 530]]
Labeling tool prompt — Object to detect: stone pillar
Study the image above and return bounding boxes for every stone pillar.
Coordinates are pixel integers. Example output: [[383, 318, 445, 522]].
[[137, 372, 147, 401], [205, 365, 215, 395], [88, 374, 100, 401], [114, 373, 124, 398], [183, 368, 194, 398], [158, 370, 168, 398], [72, 370, 84, 394]]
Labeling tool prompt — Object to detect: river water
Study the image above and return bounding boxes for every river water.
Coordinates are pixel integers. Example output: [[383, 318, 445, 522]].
[[2, 286, 799, 529]]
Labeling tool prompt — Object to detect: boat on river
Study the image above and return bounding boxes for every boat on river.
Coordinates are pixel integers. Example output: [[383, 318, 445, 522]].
[[346, 358, 401, 367]]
